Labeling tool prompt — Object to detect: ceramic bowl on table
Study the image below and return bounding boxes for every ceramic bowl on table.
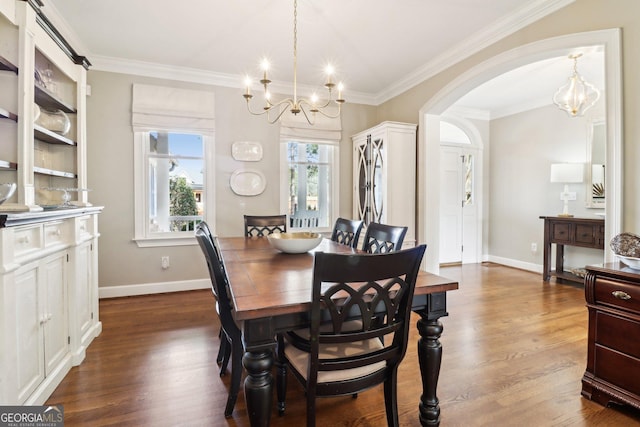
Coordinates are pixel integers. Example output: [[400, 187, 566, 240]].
[[0, 183, 16, 205], [267, 232, 323, 254], [616, 255, 640, 270]]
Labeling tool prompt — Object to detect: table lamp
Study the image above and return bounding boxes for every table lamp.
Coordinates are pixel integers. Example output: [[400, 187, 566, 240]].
[[550, 163, 584, 217]]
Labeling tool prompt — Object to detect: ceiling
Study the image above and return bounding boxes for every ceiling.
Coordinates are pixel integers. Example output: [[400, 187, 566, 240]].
[[450, 48, 605, 119], [44, 0, 579, 108]]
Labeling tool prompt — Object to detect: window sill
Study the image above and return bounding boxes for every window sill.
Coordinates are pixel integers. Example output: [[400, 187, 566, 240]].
[[133, 235, 197, 248]]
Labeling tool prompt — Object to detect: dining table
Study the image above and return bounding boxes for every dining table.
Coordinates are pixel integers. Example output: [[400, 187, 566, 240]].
[[218, 236, 459, 427]]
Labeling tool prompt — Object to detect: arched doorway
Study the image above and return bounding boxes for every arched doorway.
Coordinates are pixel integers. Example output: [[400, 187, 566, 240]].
[[418, 29, 622, 273]]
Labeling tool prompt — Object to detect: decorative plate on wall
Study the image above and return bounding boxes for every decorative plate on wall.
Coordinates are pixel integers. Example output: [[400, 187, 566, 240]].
[[230, 169, 266, 196], [232, 141, 263, 161]]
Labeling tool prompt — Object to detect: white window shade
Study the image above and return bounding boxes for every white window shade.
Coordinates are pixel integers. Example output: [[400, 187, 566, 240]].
[[280, 112, 342, 144], [132, 84, 215, 133]]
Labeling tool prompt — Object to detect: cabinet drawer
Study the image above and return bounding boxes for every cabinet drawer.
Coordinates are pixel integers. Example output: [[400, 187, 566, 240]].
[[13, 225, 42, 257], [575, 224, 597, 246], [594, 344, 640, 397], [44, 222, 65, 247], [596, 312, 640, 359], [551, 223, 571, 244], [76, 216, 91, 240], [595, 278, 640, 314]]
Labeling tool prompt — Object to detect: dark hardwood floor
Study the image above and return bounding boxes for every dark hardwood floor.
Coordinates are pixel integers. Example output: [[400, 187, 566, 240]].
[[47, 263, 640, 426]]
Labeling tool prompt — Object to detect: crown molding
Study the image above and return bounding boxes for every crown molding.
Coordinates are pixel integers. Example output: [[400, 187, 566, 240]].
[[374, 0, 575, 104], [89, 55, 378, 106], [40, 0, 574, 106]]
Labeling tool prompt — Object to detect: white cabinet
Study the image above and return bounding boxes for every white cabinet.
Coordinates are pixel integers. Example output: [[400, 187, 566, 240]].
[[352, 121, 417, 247], [0, 208, 102, 405], [68, 215, 99, 362], [0, 2, 99, 405], [0, 1, 90, 210], [14, 251, 68, 404]]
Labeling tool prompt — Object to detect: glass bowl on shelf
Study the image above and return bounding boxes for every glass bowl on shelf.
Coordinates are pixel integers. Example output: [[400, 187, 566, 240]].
[[35, 108, 71, 135], [0, 182, 17, 205]]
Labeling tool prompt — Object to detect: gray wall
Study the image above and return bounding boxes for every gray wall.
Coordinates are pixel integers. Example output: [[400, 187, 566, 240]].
[[86, 71, 377, 289], [89, 0, 640, 291], [488, 104, 604, 270], [376, 0, 638, 267]]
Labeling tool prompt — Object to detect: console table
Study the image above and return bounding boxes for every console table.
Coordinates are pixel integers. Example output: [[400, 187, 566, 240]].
[[540, 216, 605, 284], [582, 263, 640, 409]]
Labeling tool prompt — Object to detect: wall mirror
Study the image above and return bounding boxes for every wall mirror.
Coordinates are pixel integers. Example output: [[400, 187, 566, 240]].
[[586, 119, 606, 209]]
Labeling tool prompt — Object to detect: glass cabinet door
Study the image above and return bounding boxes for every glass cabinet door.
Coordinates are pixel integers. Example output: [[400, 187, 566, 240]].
[[355, 140, 369, 223], [370, 137, 384, 223]]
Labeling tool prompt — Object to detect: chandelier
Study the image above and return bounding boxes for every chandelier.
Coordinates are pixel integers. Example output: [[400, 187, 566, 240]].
[[242, 0, 345, 125], [552, 53, 600, 117]]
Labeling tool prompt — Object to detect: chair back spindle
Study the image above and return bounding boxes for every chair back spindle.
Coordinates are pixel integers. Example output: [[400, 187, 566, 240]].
[[330, 217, 364, 248], [362, 222, 408, 253], [244, 214, 287, 237]]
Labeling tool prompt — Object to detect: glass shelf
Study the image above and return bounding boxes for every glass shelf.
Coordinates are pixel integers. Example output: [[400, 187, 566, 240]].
[[34, 124, 76, 145], [33, 166, 76, 179], [0, 107, 17, 122], [34, 85, 76, 114], [0, 159, 17, 170], [0, 54, 17, 74]]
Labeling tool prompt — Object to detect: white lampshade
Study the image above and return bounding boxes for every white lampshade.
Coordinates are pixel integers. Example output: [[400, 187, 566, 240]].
[[550, 163, 584, 183]]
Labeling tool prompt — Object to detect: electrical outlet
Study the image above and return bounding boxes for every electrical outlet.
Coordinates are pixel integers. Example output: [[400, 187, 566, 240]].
[[161, 256, 170, 269], [531, 243, 537, 253]]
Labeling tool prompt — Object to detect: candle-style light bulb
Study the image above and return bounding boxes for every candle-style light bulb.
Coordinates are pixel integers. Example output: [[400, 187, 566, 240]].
[[244, 76, 252, 96], [337, 82, 344, 100], [325, 64, 334, 85]]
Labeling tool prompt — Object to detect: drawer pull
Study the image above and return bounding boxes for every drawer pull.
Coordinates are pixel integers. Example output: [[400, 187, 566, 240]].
[[612, 290, 632, 300]]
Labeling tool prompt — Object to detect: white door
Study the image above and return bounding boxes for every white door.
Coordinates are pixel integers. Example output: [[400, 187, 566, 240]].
[[15, 263, 44, 404], [439, 147, 463, 263], [76, 242, 94, 343], [43, 251, 68, 376]]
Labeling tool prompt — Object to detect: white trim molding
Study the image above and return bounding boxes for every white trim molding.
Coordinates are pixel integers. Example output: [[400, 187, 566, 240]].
[[418, 28, 623, 274], [98, 279, 210, 299]]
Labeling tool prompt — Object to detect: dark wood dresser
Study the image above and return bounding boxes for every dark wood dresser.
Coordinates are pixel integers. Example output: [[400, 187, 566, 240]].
[[582, 263, 640, 409], [540, 216, 605, 283]]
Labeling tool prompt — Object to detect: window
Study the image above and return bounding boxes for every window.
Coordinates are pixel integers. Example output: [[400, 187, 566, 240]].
[[147, 131, 204, 232], [132, 84, 215, 247], [282, 140, 338, 230], [135, 131, 212, 246]]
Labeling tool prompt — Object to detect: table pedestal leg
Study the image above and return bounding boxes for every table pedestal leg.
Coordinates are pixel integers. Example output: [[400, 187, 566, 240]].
[[414, 291, 448, 427], [243, 349, 273, 427], [417, 317, 443, 426]]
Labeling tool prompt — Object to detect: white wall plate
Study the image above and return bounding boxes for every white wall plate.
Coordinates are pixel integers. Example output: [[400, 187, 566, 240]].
[[230, 169, 266, 196], [232, 141, 263, 161]]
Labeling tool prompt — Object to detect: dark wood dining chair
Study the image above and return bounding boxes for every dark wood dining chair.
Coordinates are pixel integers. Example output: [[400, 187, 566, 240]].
[[196, 221, 229, 366], [330, 217, 364, 248], [195, 222, 243, 418], [361, 222, 408, 253], [276, 245, 427, 427], [244, 214, 287, 237]]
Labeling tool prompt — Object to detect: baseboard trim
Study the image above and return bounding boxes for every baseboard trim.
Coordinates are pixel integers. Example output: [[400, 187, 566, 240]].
[[486, 255, 542, 274], [99, 279, 210, 299]]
